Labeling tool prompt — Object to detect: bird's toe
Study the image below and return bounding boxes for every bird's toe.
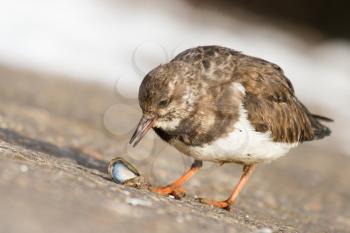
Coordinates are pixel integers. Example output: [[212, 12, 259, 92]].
[[151, 186, 186, 199], [196, 197, 231, 210]]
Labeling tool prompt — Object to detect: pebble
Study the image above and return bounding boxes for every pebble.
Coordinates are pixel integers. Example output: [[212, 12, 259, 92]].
[[176, 216, 184, 223], [126, 198, 152, 207], [255, 227, 273, 233], [19, 165, 28, 173], [122, 190, 131, 196]]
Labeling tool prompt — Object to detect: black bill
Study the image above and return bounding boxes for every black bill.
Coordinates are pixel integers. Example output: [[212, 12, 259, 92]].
[[129, 115, 155, 147]]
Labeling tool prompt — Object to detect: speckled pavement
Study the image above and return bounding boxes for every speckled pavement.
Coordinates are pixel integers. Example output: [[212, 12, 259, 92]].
[[0, 65, 349, 233]]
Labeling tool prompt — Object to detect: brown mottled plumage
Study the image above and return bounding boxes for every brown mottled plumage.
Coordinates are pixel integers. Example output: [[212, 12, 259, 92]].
[[130, 45, 332, 209], [175, 46, 331, 143]]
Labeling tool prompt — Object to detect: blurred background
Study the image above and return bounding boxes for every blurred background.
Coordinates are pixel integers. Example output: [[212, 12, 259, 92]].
[[1, 1, 350, 232], [1, 0, 349, 155]]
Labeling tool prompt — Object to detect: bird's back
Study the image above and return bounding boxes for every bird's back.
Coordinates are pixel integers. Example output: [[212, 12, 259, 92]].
[[172, 45, 332, 144]]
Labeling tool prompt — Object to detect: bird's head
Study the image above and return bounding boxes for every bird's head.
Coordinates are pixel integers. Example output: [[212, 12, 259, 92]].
[[129, 61, 199, 147]]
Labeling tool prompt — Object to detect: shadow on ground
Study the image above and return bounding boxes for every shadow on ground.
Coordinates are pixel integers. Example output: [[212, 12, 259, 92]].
[[0, 127, 107, 172]]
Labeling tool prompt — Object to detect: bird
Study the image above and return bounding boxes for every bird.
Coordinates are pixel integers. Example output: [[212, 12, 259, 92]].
[[129, 45, 332, 210]]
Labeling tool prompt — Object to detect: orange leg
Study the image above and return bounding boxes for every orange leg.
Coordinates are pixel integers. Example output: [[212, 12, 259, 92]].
[[199, 164, 256, 210], [152, 160, 202, 199]]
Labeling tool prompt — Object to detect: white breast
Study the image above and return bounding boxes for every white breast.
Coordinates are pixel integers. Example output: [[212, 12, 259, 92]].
[[172, 104, 298, 164]]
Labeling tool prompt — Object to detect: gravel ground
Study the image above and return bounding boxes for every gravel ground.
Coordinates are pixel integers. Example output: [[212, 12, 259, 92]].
[[0, 65, 349, 233]]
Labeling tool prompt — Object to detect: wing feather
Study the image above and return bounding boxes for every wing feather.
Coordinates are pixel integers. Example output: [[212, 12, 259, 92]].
[[234, 55, 330, 143]]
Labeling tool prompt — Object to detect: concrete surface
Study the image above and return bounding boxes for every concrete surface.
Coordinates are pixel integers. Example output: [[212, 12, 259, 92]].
[[0, 65, 349, 233]]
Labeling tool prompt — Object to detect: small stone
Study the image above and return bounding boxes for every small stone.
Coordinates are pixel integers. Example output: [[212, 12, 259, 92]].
[[176, 216, 184, 223], [255, 227, 273, 233], [126, 198, 152, 207], [122, 190, 130, 196], [19, 165, 28, 173]]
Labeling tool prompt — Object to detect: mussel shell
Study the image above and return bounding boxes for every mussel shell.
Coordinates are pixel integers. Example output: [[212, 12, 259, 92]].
[[108, 157, 140, 184]]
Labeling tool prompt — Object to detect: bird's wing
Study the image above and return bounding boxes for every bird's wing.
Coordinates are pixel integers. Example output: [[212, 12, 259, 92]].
[[234, 55, 330, 143], [172, 45, 331, 143]]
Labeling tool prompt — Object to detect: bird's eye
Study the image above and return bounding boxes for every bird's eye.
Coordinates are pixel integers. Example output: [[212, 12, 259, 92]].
[[158, 99, 170, 107]]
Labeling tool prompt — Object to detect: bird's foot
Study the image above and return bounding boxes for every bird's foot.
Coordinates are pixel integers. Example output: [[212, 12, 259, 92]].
[[151, 186, 186, 199], [197, 197, 232, 210]]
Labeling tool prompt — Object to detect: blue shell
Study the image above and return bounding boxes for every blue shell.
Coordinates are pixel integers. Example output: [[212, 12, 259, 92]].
[[109, 158, 140, 184]]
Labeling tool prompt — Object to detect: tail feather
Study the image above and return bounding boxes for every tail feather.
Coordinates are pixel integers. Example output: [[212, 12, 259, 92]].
[[314, 125, 332, 139], [311, 114, 334, 122], [310, 113, 333, 140]]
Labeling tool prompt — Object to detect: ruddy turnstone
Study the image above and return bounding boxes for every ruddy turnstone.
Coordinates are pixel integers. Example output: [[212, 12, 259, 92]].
[[129, 45, 332, 209]]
